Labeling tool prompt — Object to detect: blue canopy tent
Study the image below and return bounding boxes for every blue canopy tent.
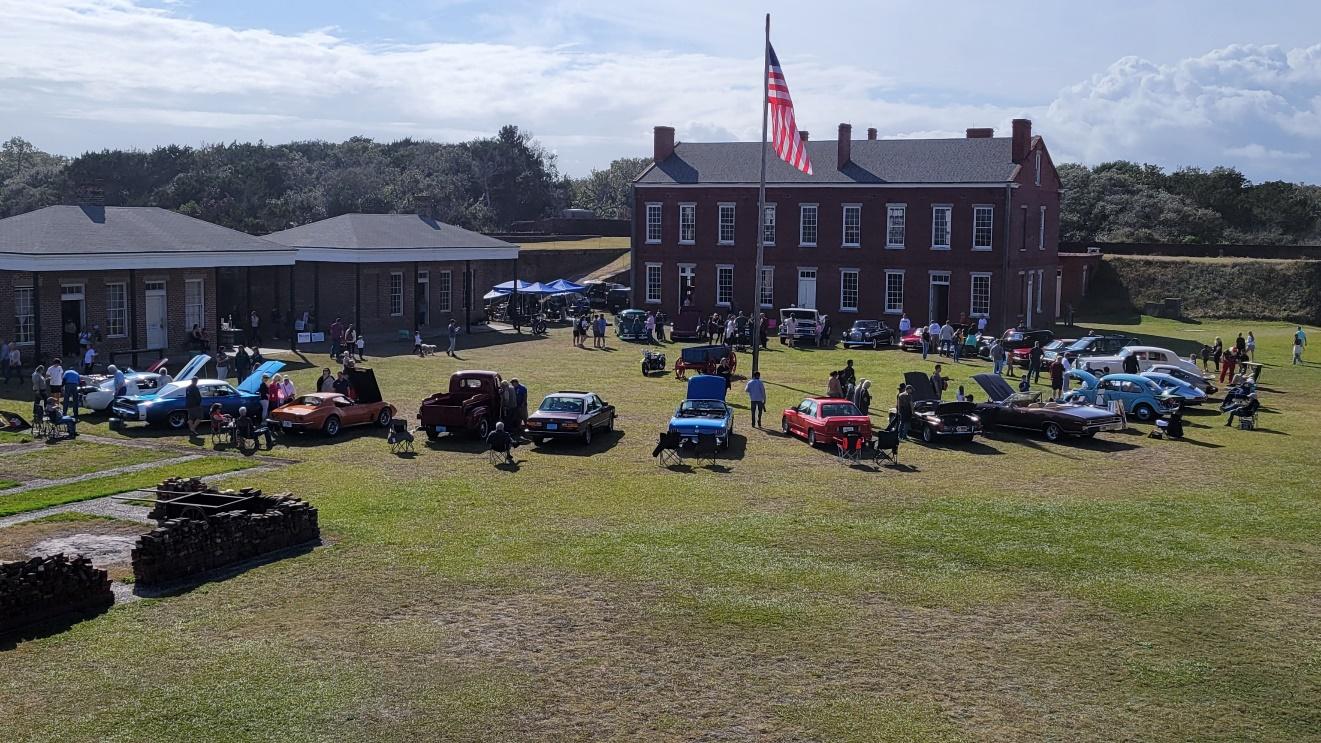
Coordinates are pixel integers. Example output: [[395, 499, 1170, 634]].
[[491, 279, 536, 292], [545, 278, 586, 293]]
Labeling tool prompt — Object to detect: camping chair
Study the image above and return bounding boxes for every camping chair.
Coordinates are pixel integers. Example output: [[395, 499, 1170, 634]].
[[487, 436, 515, 465], [871, 425, 901, 467], [1237, 411, 1257, 430], [30, 404, 57, 440], [210, 416, 234, 446], [836, 432, 864, 465], [652, 431, 683, 467], [388, 418, 415, 453], [691, 434, 719, 467]]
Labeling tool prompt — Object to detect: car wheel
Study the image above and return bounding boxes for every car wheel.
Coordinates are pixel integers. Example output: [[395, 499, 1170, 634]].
[[323, 416, 341, 437], [1133, 403, 1155, 422], [605, 414, 615, 433], [1043, 422, 1062, 442], [781, 416, 791, 435], [582, 425, 592, 445], [807, 429, 817, 447], [641, 362, 648, 376], [922, 425, 935, 444], [476, 417, 491, 440], [872, 340, 879, 350], [425, 428, 440, 441], [377, 408, 393, 427], [166, 410, 188, 430]]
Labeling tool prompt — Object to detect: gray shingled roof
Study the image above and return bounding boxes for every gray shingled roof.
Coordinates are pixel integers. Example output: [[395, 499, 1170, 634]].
[[0, 205, 289, 255], [636, 137, 1018, 185], [264, 213, 516, 250]]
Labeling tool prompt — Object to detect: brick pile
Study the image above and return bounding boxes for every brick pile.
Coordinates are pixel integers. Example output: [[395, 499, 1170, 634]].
[[0, 554, 113, 636]]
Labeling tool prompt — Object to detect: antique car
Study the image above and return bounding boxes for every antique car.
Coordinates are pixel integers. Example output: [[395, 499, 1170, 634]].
[[1036, 338, 1078, 366], [1049, 333, 1139, 363], [524, 391, 616, 445], [892, 371, 982, 443], [668, 309, 706, 342], [1140, 371, 1209, 407], [898, 329, 925, 352], [667, 374, 733, 448], [674, 344, 735, 379], [1081, 345, 1200, 376], [583, 280, 624, 309], [778, 307, 823, 346], [616, 309, 650, 341], [268, 369, 395, 436], [417, 370, 505, 440], [78, 356, 190, 412], [606, 288, 632, 314], [841, 319, 894, 349], [641, 349, 667, 376], [971, 373, 1124, 441], [979, 327, 1054, 362], [1060, 370, 1181, 422], [110, 360, 285, 430], [781, 397, 873, 448], [1147, 363, 1217, 393]]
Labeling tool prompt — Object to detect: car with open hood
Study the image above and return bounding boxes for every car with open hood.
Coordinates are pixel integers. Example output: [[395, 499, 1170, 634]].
[[524, 391, 616, 445], [971, 373, 1124, 441], [615, 309, 650, 341], [892, 371, 982, 443], [78, 356, 190, 412], [1060, 370, 1180, 422], [1140, 371, 1209, 407], [778, 307, 823, 346], [268, 368, 395, 437], [667, 374, 733, 448], [841, 319, 894, 350], [110, 359, 285, 430], [781, 397, 873, 448]]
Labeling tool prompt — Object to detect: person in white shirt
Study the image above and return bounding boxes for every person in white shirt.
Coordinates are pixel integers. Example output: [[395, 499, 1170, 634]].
[[47, 359, 64, 388], [82, 345, 97, 373], [1061, 355, 1073, 392], [939, 323, 955, 356], [977, 316, 987, 334], [898, 313, 911, 335], [928, 322, 941, 356]]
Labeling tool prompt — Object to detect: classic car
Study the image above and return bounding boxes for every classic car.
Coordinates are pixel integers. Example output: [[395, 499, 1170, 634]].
[[667, 374, 733, 448], [583, 280, 624, 309], [1049, 333, 1139, 363], [779, 307, 824, 346], [1059, 370, 1181, 422], [1037, 338, 1078, 366], [979, 327, 1054, 362], [892, 371, 982, 443], [417, 370, 505, 440], [641, 349, 667, 376], [524, 391, 616, 445], [1081, 345, 1201, 376], [841, 319, 895, 349], [781, 397, 873, 448], [616, 309, 650, 341], [674, 344, 736, 379], [1140, 371, 1209, 407], [80, 355, 206, 411], [1147, 363, 1217, 393], [268, 368, 394, 436], [971, 373, 1125, 440], [669, 309, 706, 341], [605, 288, 632, 314], [898, 329, 925, 352], [110, 360, 286, 429]]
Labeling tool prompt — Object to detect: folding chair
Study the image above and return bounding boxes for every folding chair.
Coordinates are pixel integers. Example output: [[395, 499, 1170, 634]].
[[388, 418, 415, 453], [31, 405, 57, 440], [691, 435, 719, 467], [871, 427, 901, 467], [1237, 412, 1257, 430], [836, 432, 864, 465], [210, 418, 233, 446], [652, 431, 683, 467]]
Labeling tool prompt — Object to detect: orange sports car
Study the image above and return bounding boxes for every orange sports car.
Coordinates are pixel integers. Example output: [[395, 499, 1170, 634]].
[[268, 368, 395, 437]]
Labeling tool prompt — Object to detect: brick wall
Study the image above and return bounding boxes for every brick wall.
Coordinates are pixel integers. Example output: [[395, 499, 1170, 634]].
[[1, 554, 113, 636]]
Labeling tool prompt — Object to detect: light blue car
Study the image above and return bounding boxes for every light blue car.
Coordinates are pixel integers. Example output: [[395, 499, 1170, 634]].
[[667, 374, 733, 448], [1060, 370, 1180, 423], [1140, 371, 1209, 407]]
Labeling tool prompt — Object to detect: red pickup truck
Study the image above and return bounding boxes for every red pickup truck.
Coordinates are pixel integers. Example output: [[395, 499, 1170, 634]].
[[417, 370, 505, 440]]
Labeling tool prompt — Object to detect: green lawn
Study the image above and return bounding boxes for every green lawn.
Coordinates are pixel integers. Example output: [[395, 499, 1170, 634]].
[[0, 457, 258, 518], [1, 316, 1318, 741], [0, 439, 177, 484]]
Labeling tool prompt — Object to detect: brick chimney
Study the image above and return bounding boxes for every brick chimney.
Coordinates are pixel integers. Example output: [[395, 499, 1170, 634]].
[[966, 127, 994, 139], [1011, 118, 1032, 162], [837, 123, 852, 169], [867, 128, 877, 140], [799, 130, 809, 142], [653, 126, 675, 164]]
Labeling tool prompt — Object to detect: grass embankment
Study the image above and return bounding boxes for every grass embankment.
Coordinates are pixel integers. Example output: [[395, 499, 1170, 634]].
[[0, 457, 255, 518], [1092, 254, 1321, 323]]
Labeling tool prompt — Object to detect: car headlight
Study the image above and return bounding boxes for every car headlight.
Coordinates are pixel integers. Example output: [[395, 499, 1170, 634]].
[[968, 415, 980, 424]]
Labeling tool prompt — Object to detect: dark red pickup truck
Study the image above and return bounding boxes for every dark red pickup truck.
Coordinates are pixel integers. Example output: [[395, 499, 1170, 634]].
[[417, 370, 505, 440]]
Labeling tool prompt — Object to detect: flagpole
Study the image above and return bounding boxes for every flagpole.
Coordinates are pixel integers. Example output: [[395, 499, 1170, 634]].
[[751, 13, 770, 376]]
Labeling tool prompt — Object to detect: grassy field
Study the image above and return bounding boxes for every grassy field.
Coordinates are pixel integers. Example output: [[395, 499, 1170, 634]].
[[0, 457, 258, 517], [1, 316, 1318, 741], [0, 439, 176, 484]]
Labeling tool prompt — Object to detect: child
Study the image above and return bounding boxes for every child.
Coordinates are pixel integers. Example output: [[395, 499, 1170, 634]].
[[355, 333, 366, 361], [955, 385, 966, 402]]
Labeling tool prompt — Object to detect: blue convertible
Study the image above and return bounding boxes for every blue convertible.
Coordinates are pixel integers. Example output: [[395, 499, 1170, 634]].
[[111, 361, 285, 430], [667, 374, 733, 448], [1060, 370, 1180, 423]]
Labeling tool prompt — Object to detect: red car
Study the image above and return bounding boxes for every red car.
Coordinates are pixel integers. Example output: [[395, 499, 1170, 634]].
[[781, 397, 873, 447], [899, 330, 924, 352]]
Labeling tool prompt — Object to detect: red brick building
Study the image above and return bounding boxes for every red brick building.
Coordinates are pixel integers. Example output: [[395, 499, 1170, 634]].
[[630, 119, 1061, 333]]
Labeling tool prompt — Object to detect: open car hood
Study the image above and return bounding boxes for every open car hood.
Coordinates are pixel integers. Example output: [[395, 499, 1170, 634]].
[[175, 354, 211, 382], [347, 367, 383, 404], [237, 360, 287, 394], [903, 371, 939, 402], [1065, 368, 1099, 388], [685, 374, 727, 402], [972, 373, 1014, 403]]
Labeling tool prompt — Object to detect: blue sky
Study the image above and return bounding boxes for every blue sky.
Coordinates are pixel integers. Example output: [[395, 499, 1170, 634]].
[[2, 0, 1321, 180]]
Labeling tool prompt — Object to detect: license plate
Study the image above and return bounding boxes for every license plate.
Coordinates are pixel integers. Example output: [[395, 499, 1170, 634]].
[[1100, 422, 1124, 431], [282, 421, 292, 429], [841, 426, 854, 433], [434, 425, 446, 433], [956, 426, 971, 433], [546, 423, 558, 430]]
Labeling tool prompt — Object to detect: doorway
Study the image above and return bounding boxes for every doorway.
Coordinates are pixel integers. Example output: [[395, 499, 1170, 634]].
[[145, 281, 167, 349], [678, 264, 695, 308], [797, 268, 817, 309], [416, 270, 430, 327], [60, 284, 85, 356], [928, 272, 950, 324]]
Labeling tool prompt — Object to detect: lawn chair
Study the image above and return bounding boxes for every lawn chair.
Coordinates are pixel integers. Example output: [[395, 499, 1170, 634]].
[[691, 434, 719, 467], [487, 435, 516, 465], [1237, 411, 1257, 430], [652, 431, 683, 467], [836, 432, 864, 465], [210, 417, 234, 446], [388, 418, 415, 453], [30, 404, 57, 440], [871, 425, 901, 467]]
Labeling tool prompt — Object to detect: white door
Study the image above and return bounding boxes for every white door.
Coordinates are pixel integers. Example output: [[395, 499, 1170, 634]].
[[146, 289, 167, 349], [797, 269, 817, 309], [1025, 273, 1035, 328]]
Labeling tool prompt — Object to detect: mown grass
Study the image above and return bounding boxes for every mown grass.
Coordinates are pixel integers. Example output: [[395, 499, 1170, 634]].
[[0, 439, 175, 483], [0, 457, 255, 517], [0, 315, 1318, 741]]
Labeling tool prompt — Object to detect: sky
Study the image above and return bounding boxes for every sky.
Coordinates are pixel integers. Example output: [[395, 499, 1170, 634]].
[[2, 0, 1320, 181]]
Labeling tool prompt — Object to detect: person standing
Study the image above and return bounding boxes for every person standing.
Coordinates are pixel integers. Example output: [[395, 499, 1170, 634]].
[[511, 377, 529, 441], [951, 328, 963, 363], [47, 357, 64, 392], [895, 383, 913, 440], [645, 311, 657, 343], [939, 322, 954, 357], [332, 371, 350, 396], [1220, 348, 1238, 383], [215, 349, 229, 381], [744, 371, 767, 428], [827, 371, 843, 398], [82, 343, 97, 374], [898, 313, 911, 337], [784, 316, 796, 348], [930, 364, 947, 400], [257, 374, 272, 421], [1295, 326, 1308, 363], [977, 315, 988, 336], [1211, 336, 1224, 373], [1029, 341, 1044, 383], [990, 338, 1005, 376], [61, 364, 81, 416], [413, 329, 424, 356], [248, 309, 262, 346], [839, 360, 857, 389], [32, 364, 48, 404], [4, 343, 19, 384], [1049, 357, 1065, 401], [317, 368, 335, 392], [855, 379, 872, 416], [234, 346, 251, 382], [1246, 331, 1256, 360], [920, 325, 931, 360], [110, 364, 127, 397], [725, 314, 736, 346], [447, 319, 459, 356], [185, 377, 203, 437], [1122, 350, 1140, 376]]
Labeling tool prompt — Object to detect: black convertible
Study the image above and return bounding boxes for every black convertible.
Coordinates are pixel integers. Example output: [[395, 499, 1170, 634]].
[[971, 373, 1125, 441], [892, 371, 982, 443]]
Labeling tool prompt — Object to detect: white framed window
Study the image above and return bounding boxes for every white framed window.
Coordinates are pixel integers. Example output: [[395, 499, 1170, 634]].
[[884, 271, 904, 314], [678, 203, 696, 244], [389, 272, 404, 316], [973, 205, 994, 250], [716, 265, 734, 306], [718, 203, 736, 245], [1039, 206, 1047, 250], [886, 204, 906, 249], [759, 266, 774, 308], [144, 280, 165, 292], [106, 282, 128, 337], [842, 204, 861, 247], [437, 270, 452, 312], [1034, 151, 1042, 186], [13, 287, 34, 344], [799, 203, 818, 247], [645, 263, 662, 304], [839, 269, 859, 312], [1036, 269, 1044, 312], [184, 278, 205, 332], [931, 205, 952, 250], [645, 202, 662, 243], [762, 203, 776, 246], [970, 273, 992, 317]]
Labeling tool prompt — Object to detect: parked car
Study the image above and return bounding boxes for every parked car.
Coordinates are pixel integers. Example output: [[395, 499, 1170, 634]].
[[667, 374, 733, 448], [781, 397, 873, 448], [641, 349, 667, 376], [616, 309, 650, 341], [605, 288, 632, 314], [1051, 333, 1140, 362], [110, 360, 285, 429], [980, 327, 1054, 363], [841, 319, 894, 349], [524, 391, 616, 445], [674, 344, 736, 379], [417, 370, 504, 440], [1147, 363, 1217, 393], [543, 292, 590, 319], [892, 371, 982, 443], [79, 356, 198, 412], [268, 368, 394, 437], [1060, 370, 1180, 422], [583, 281, 624, 309], [971, 373, 1125, 441], [1037, 338, 1078, 366], [1140, 371, 1210, 407], [898, 329, 925, 352], [1081, 346, 1200, 376], [669, 309, 706, 342], [779, 307, 824, 346]]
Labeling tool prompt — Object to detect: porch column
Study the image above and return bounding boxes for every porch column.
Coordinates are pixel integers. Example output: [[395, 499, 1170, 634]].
[[313, 263, 321, 331], [464, 260, 472, 332]]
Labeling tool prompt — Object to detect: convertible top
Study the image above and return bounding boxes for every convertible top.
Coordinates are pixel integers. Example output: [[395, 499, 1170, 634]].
[[972, 373, 1015, 403]]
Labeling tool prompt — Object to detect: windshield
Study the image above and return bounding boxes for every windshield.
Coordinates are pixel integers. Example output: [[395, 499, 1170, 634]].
[[1044, 340, 1067, 351], [819, 402, 861, 417], [1066, 338, 1094, 351], [850, 321, 878, 332], [540, 396, 585, 413], [1007, 392, 1042, 406], [678, 400, 727, 417], [293, 396, 325, 406], [619, 314, 645, 330]]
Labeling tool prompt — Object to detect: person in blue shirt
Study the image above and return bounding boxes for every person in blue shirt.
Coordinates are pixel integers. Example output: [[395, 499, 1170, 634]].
[[109, 364, 127, 397], [61, 363, 81, 416], [744, 370, 767, 427], [511, 377, 529, 441]]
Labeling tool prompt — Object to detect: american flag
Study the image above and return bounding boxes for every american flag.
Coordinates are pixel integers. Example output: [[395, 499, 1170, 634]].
[[767, 44, 812, 175]]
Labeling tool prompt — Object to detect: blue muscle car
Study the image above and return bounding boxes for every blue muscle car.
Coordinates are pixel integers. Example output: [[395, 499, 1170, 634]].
[[667, 374, 733, 448], [111, 360, 285, 430]]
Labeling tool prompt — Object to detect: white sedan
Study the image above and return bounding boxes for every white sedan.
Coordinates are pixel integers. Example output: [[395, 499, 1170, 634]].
[[1080, 345, 1201, 377]]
